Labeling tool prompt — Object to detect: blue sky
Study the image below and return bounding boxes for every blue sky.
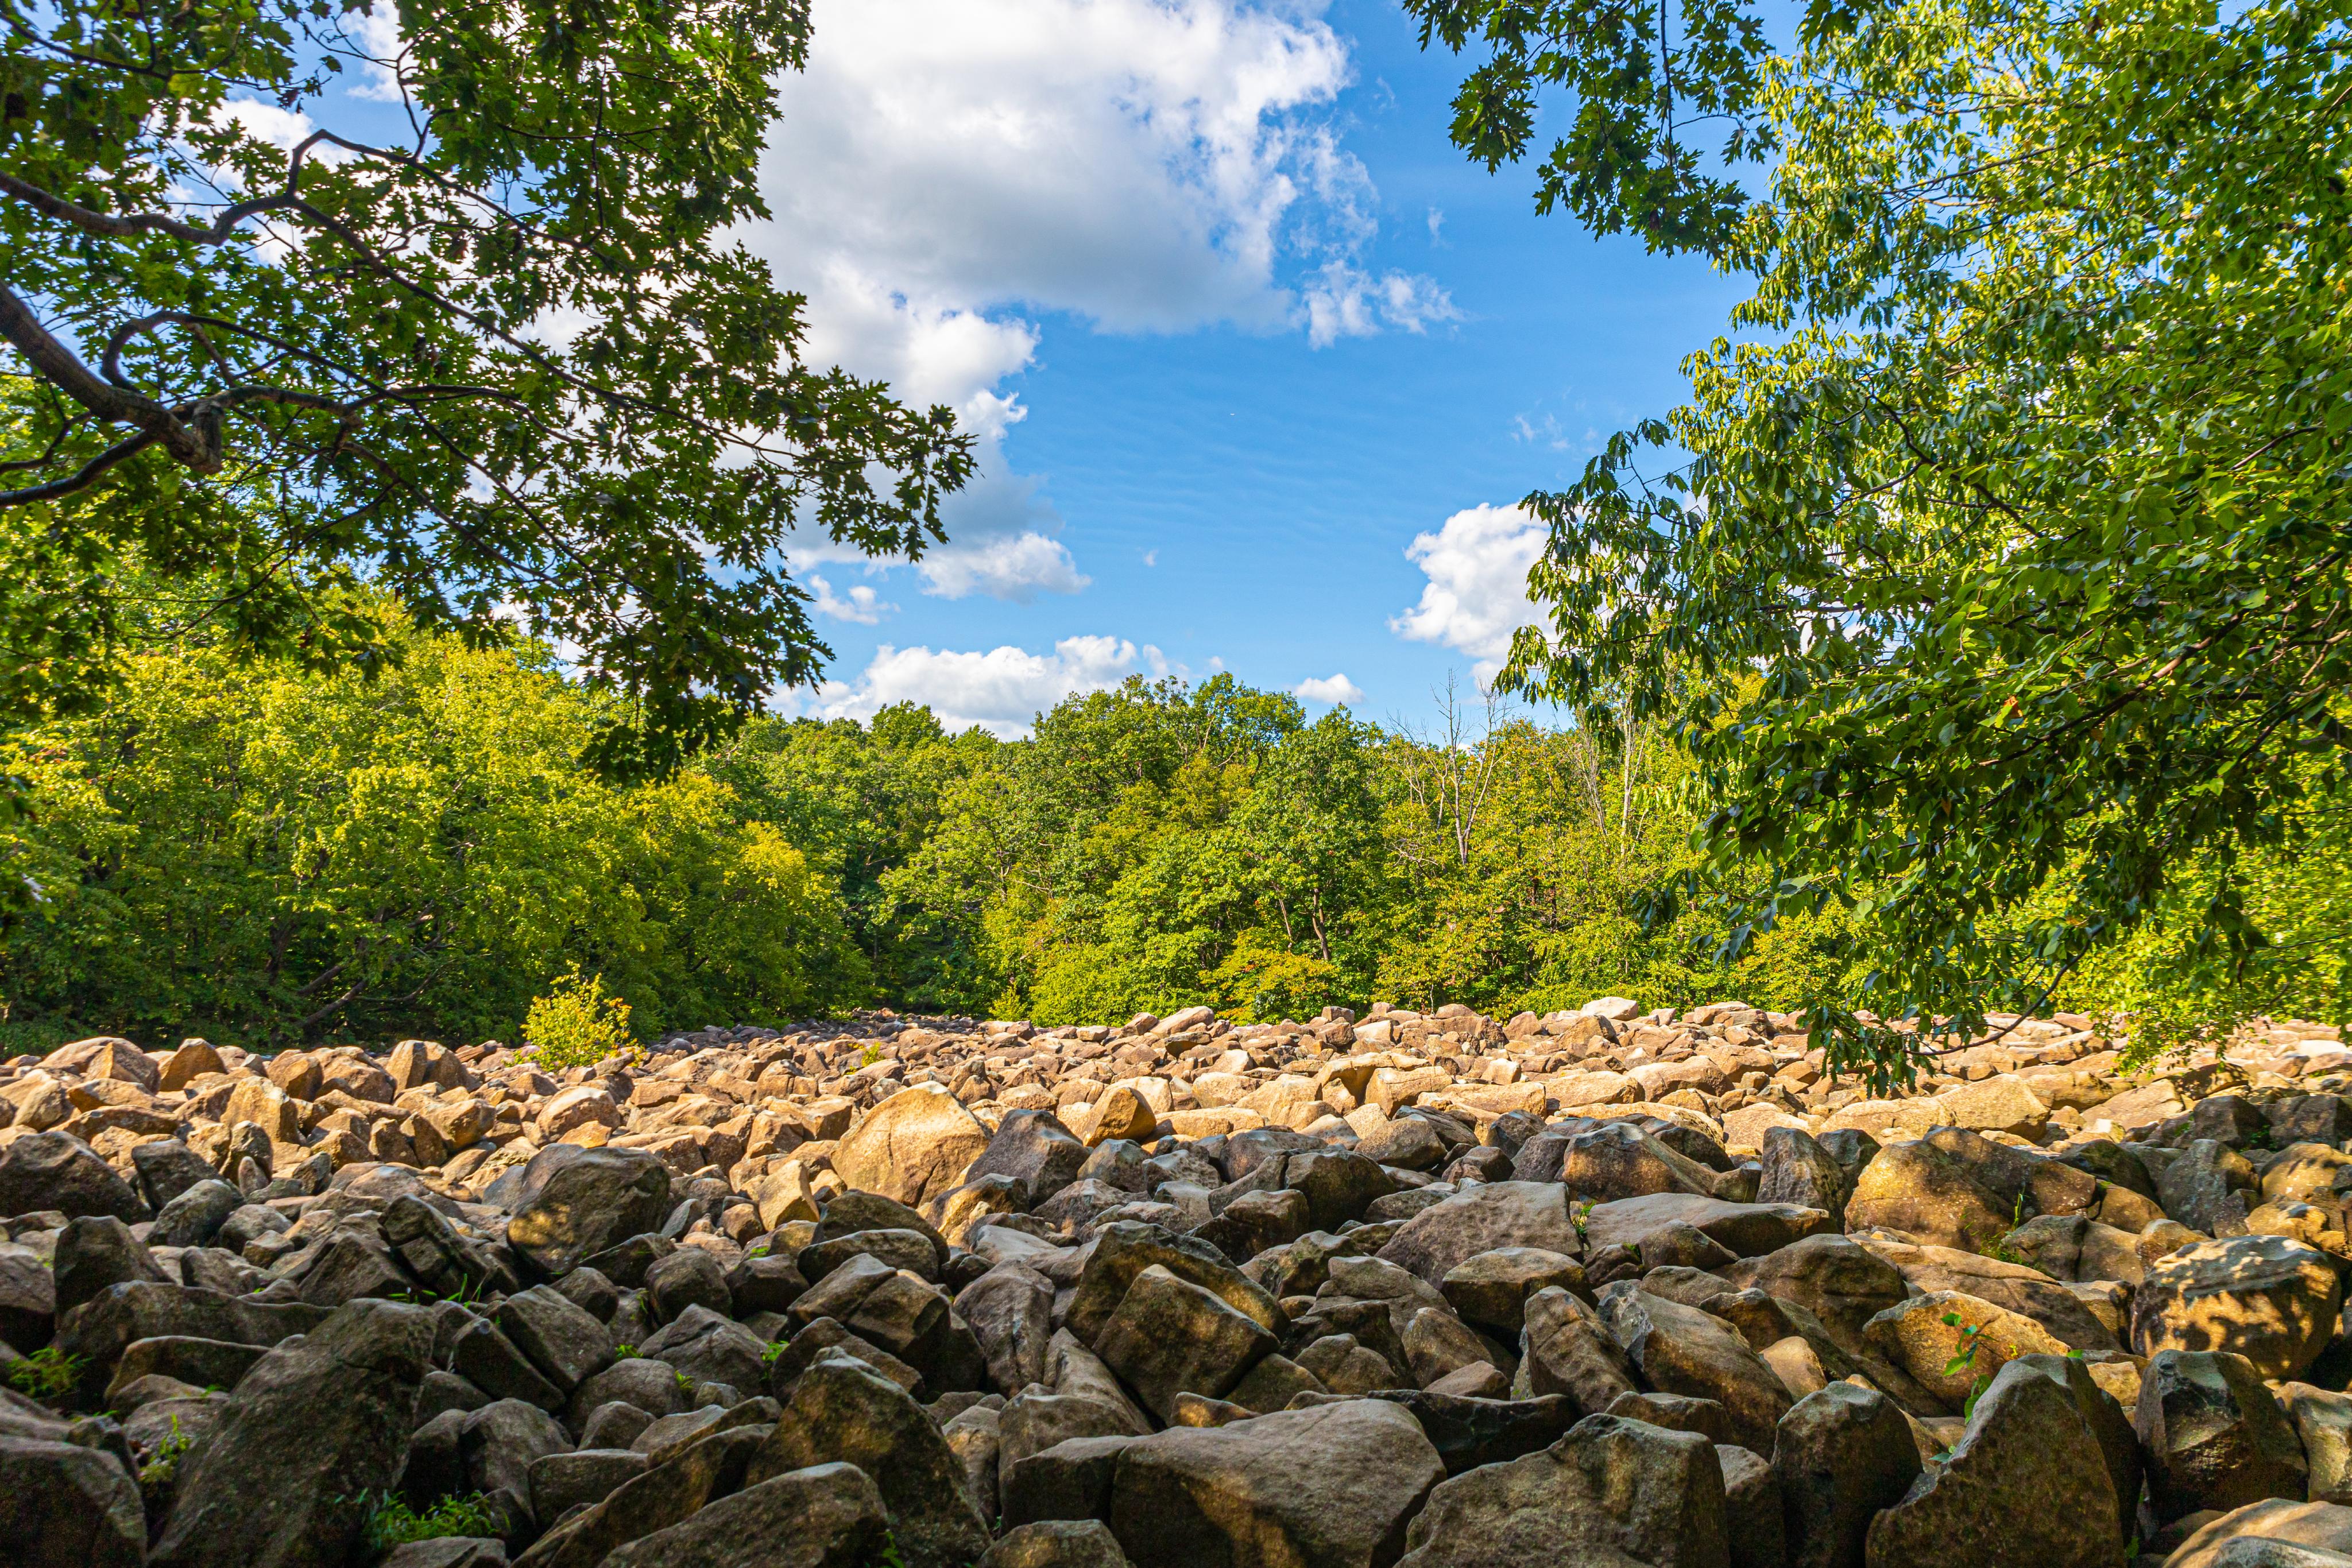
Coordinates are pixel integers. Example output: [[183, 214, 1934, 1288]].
[[718, 1, 1743, 733]]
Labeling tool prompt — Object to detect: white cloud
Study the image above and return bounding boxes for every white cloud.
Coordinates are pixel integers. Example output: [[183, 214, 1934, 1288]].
[[806, 635, 1167, 737], [753, 0, 1454, 602], [807, 572, 894, 625], [1391, 503, 1548, 682], [1295, 673, 1364, 704]]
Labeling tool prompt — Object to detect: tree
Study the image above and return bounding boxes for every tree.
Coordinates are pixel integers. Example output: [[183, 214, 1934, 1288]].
[[1417, 0, 2352, 1079], [0, 0, 973, 771]]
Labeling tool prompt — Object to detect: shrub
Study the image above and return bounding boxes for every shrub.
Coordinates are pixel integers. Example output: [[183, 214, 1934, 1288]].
[[5, 1345, 83, 1400], [357, 1490, 504, 1550], [523, 971, 636, 1070]]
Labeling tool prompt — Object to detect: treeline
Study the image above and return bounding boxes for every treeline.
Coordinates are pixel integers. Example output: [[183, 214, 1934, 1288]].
[[1, 618, 2342, 1050]]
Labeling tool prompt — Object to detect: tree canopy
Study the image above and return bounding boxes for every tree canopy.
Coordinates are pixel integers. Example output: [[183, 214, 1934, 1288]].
[[0, 0, 972, 771], [1413, 0, 2352, 1079]]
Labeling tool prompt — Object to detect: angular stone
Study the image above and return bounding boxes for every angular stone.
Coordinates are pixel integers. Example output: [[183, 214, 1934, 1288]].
[[958, 1263, 1055, 1396], [1773, 1381, 1920, 1568], [1721, 1235, 1908, 1358], [151, 1298, 436, 1568], [831, 1085, 992, 1208], [0, 1429, 145, 1568], [133, 1139, 223, 1211], [2284, 1384, 2352, 1507], [2164, 1500, 2352, 1568], [461, 1397, 572, 1509], [496, 1285, 614, 1397], [1395, 1411, 1729, 1568], [645, 1248, 734, 1322], [2135, 1234, 2343, 1381], [1066, 1222, 1282, 1345], [1596, 1283, 1792, 1453], [1846, 1230, 2119, 1350], [0, 1132, 147, 1221], [1094, 1264, 1275, 1422], [1004, 1433, 1138, 1527], [1109, 1399, 1445, 1568], [150, 1178, 242, 1249], [54, 1281, 330, 1406], [1375, 1183, 1580, 1285], [53, 1214, 169, 1317], [1440, 1247, 1585, 1335], [506, 1147, 673, 1278], [965, 1109, 1092, 1205], [981, 1520, 1134, 1568], [1584, 1194, 1832, 1260], [1861, 1290, 2067, 1410], [2163, 1140, 2262, 1237], [529, 1447, 652, 1525], [641, 1303, 767, 1395], [1862, 1358, 2122, 1567], [601, 1460, 888, 1568], [1717, 1443, 1785, 1568], [2136, 1349, 2308, 1524], [452, 1315, 566, 1411], [746, 1350, 990, 1568], [1758, 1127, 1852, 1221], [512, 1424, 768, 1568], [1517, 1284, 1638, 1414]]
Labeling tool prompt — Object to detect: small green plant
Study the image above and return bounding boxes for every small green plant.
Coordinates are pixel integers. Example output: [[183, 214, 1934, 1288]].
[[858, 1042, 884, 1069], [523, 971, 637, 1070], [1570, 1199, 1595, 1244], [5, 1345, 85, 1400], [675, 1370, 695, 1393], [139, 1415, 194, 1487], [866, 1529, 911, 1568], [1941, 1313, 1992, 1417], [1980, 1195, 2031, 1265], [353, 1489, 504, 1551], [760, 1338, 792, 1367], [613, 1343, 637, 1360]]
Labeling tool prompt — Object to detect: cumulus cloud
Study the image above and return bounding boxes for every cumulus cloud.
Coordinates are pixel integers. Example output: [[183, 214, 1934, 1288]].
[[755, 0, 1453, 601], [806, 573, 895, 625], [805, 635, 1168, 737], [1390, 503, 1548, 682], [1294, 672, 1364, 704]]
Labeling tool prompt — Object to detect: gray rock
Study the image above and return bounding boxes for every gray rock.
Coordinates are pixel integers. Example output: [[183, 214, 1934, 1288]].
[[451, 1314, 567, 1411], [645, 1247, 735, 1322], [150, 1179, 243, 1249], [462, 1398, 572, 1516], [1375, 1183, 1581, 1285], [528, 1447, 650, 1524], [1093, 1265, 1275, 1422], [0, 1132, 148, 1222], [505, 1148, 673, 1278], [1517, 1284, 1638, 1414], [1595, 1283, 1792, 1454], [53, 1214, 169, 1316], [1862, 1358, 2123, 1567], [1722, 1236, 1908, 1358], [601, 1460, 887, 1568], [54, 1281, 330, 1408], [1003, 1434, 1138, 1527], [1718, 1443, 1784, 1568], [151, 1297, 436, 1568], [2163, 1140, 2261, 1236], [2137, 1349, 2308, 1524], [511, 1424, 768, 1568], [1771, 1380, 1920, 1568], [134, 1139, 223, 1212], [1066, 1222, 1282, 1345], [958, 1262, 1056, 1396], [745, 1350, 990, 1568], [1758, 1127, 1854, 1219], [1440, 1248, 1586, 1335], [1582, 1194, 1831, 1260], [497, 1284, 614, 1396], [966, 1110, 1093, 1205], [0, 1429, 145, 1568], [640, 1303, 767, 1395], [1394, 1411, 1730, 1568], [980, 1519, 1134, 1568], [1109, 1398, 1445, 1568], [2283, 1384, 2352, 1507], [2135, 1235, 2344, 1381]]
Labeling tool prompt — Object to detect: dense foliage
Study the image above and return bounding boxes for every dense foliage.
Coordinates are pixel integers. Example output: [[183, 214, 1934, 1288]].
[[0, 0, 970, 778], [2, 626, 2339, 1050], [1414, 0, 2352, 1074]]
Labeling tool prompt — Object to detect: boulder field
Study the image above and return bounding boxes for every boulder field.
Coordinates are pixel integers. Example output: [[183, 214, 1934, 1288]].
[[3, 998, 2352, 1568]]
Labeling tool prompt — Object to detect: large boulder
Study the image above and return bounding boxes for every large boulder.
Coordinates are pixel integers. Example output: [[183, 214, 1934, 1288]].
[[2134, 1234, 2344, 1381], [1093, 1265, 1275, 1422], [0, 1132, 148, 1221], [599, 1461, 888, 1568], [2161, 1140, 2262, 1236], [1757, 1127, 1855, 1219], [1861, 1290, 2068, 1409], [1109, 1399, 1445, 1568], [1582, 1194, 1831, 1260], [1552, 1123, 1722, 1203], [513, 1424, 769, 1568], [964, 1109, 1092, 1205], [1846, 1230, 2119, 1350], [747, 1350, 991, 1568], [1393, 1412, 1730, 1568], [1066, 1222, 1282, 1345], [1517, 1284, 1638, 1415], [1722, 1236, 1907, 1358], [0, 1428, 146, 1568], [151, 1298, 436, 1568], [2284, 1384, 2352, 1507], [2164, 1501, 2352, 1568], [831, 1086, 992, 1208], [505, 1147, 673, 1278], [2136, 1349, 2309, 1524], [1771, 1381, 1920, 1568], [1595, 1283, 1793, 1453], [1862, 1358, 2123, 1567], [1375, 1183, 1580, 1285], [960, 1263, 1057, 1396]]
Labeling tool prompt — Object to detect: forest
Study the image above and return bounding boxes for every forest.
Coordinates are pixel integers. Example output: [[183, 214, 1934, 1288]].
[[1, 609, 2341, 1052]]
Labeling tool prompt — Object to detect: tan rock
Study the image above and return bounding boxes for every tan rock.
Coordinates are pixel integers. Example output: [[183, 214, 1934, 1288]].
[[831, 1085, 991, 1207], [1863, 1290, 2069, 1410]]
